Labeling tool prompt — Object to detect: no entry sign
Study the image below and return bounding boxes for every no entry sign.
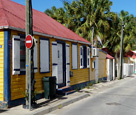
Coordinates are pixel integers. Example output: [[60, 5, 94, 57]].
[[25, 35, 33, 49]]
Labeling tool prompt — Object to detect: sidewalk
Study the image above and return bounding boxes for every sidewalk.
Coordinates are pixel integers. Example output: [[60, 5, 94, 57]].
[[0, 76, 135, 115]]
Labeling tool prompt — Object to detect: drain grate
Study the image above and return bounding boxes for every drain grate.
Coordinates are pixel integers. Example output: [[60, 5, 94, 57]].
[[106, 102, 121, 106]]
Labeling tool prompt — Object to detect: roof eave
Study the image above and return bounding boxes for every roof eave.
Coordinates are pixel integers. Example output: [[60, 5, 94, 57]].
[[0, 26, 90, 45]]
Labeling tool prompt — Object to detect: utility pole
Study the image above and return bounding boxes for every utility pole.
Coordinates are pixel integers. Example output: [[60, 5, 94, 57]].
[[91, 26, 94, 57], [25, 0, 34, 110], [118, 21, 125, 79]]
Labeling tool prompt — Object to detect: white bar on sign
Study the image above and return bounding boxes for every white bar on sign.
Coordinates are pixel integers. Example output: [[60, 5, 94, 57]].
[[26, 40, 31, 43]]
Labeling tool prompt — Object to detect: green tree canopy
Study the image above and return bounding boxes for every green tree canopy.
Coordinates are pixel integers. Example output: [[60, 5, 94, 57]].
[[45, 0, 136, 55]]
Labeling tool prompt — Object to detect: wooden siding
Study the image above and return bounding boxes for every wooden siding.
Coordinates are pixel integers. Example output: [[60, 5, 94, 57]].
[[124, 57, 128, 63], [90, 58, 95, 80], [124, 57, 133, 63], [10, 30, 90, 100], [99, 51, 107, 78], [0, 31, 4, 101], [10, 31, 53, 100], [70, 43, 89, 85]]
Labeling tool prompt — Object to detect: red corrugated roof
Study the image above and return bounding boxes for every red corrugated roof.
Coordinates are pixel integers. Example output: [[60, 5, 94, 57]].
[[124, 50, 136, 58], [0, 0, 90, 44], [106, 54, 114, 59], [101, 48, 114, 59], [132, 55, 136, 59], [102, 48, 113, 56]]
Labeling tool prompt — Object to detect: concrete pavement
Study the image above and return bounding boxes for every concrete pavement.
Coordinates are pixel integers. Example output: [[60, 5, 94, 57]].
[[0, 75, 135, 115], [49, 75, 136, 115]]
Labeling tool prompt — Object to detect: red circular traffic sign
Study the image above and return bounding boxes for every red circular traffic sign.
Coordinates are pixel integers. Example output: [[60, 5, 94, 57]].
[[25, 35, 33, 49]]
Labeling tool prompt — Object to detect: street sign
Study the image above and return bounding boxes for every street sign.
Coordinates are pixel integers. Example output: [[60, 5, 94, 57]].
[[25, 35, 33, 49]]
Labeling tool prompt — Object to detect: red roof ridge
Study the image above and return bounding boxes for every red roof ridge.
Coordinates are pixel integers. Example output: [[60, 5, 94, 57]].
[[0, 0, 90, 44]]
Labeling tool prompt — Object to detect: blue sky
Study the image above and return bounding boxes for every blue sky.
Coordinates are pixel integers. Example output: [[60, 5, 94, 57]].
[[12, 0, 136, 16]]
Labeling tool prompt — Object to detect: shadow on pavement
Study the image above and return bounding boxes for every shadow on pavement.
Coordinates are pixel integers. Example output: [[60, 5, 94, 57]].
[[0, 110, 8, 113], [32, 95, 68, 109]]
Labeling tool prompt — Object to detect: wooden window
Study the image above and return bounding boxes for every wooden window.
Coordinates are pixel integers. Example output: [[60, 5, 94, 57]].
[[12, 35, 38, 75], [40, 38, 50, 73], [12, 35, 20, 75], [87, 47, 90, 68], [33, 39, 38, 73], [72, 44, 78, 69], [80, 46, 83, 68], [80, 45, 87, 68]]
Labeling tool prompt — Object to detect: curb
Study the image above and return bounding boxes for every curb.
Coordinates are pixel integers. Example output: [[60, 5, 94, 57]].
[[31, 93, 90, 115]]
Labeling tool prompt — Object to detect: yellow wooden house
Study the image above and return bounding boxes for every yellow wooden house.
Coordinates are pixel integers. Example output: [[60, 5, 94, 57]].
[[0, 0, 107, 107]]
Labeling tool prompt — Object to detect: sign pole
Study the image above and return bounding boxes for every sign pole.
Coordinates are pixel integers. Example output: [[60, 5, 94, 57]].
[[25, 0, 30, 108], [25, 35, 33, 110], [29, 49, 31, 110], [25, 0, 33, 110]]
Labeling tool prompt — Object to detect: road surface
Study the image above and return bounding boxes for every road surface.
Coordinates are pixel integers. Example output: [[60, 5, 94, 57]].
[[48, 76, 136, 115]]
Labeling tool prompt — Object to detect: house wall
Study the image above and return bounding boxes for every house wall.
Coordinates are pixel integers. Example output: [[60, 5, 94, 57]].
[[10, 31, 53, 100], [99, 51, 107, 78], [10, 30, 90, 100], [0, 31, 4, 101], [70, 43, 89, 85], [90, 58, 96, 80], [124, 57, 129, 63], [124, 57, 133, 63], [10, 31, 26, 100], [107, 59, 113, 81]]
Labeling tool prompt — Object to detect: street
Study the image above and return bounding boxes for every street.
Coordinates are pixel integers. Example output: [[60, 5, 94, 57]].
[[48, 76, 136, 115]]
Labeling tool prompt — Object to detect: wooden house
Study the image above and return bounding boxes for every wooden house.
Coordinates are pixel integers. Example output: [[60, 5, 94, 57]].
[[0, 0, 92, 107], [0, 0, 107, 107]]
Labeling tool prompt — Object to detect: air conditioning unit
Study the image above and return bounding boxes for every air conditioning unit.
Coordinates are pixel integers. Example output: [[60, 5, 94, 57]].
[[92, 48, 99, 57]]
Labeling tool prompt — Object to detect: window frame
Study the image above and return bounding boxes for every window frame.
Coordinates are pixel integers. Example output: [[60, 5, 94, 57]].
[[19, 34, 26, 75], [80, 46, 83, 68], [80, 45, 87, 69], [39, 38, 50, 73], [12, 34, 38, 75], [72, 43, 78, 69], [20, 37, 26, 72], [12, 35, 20, 75], [87, 46, 90, 68]]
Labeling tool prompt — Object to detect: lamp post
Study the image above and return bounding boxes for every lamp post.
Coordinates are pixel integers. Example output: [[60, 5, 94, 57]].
[[118, 21, 125, 79]]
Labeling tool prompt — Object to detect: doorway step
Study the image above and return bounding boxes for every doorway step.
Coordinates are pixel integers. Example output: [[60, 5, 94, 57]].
[[57, 86, 76, 96]]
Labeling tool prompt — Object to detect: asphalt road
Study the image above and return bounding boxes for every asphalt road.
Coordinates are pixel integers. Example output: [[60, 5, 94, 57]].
[[48, 76, 136, 115]]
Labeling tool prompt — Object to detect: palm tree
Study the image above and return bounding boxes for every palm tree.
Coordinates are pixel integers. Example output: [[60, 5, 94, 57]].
[[45, 0, 113, 43], [45, 6, 66, 25], [104, 10, 136, 55], [45, 1, 136, 54], [74, 0, 113, 44]]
